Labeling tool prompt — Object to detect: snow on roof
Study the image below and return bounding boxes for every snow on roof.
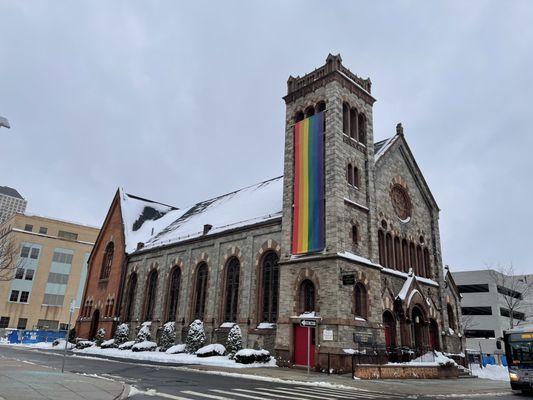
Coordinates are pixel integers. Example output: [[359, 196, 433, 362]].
[[374, 135, 399, 161], [397, 271, 415, 301], [137, 176, 283, 251], [119, 189, 180, 254]]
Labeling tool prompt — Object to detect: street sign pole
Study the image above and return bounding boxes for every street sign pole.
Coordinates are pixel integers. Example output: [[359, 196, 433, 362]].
[[307, 326, 310, 375], [61, 299, 75, 373]]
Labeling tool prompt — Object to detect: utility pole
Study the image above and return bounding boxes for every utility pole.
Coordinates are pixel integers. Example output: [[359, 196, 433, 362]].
[[61, 299, 75, 373]]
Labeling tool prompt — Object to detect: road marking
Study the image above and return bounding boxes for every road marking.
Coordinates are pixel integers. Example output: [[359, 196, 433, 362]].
[[129, 386, 194, 400], [210, 389, 267, 399], [255, 387, 341, 399], [234, 388, 309, 400], [288, 386, 363, 398], [293, 386, 385, 398], [181, 390, 235, 400]]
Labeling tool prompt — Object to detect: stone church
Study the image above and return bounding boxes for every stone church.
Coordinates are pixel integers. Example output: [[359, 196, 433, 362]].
[[76, 54, 464, 369]]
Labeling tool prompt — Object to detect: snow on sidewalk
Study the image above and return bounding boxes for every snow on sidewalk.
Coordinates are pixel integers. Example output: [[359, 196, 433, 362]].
[[73, 345, 277, 369], [470, 364, 510, 381]]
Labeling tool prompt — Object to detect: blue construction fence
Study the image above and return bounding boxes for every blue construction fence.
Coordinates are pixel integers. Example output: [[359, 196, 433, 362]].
[[7, 329, 67, 344]]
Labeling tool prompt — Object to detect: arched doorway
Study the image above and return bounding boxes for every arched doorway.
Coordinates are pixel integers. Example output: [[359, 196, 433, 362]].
[[89, 309, 100, 340], [429, 319, 440, 350], [294, 279, 316, 368], [383, 311, 397, 348], [411, 306, 426, 349]]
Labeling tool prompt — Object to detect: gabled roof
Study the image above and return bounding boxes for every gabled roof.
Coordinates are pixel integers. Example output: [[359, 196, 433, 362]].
[[0, 186, 24, 200], [374, 136, 399, 161], [120, 176, 284, 254]]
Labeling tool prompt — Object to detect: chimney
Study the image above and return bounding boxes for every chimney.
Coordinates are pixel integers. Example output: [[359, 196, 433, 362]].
[[136, 242, 144, 250], [203, 224, 212, 235]]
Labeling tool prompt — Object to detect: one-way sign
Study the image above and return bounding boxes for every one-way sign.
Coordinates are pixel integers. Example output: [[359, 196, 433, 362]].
[[300, 319, 317, 327]]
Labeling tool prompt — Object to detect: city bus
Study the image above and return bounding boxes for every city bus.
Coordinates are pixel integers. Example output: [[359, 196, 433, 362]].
[[504, 322, 533, 392]]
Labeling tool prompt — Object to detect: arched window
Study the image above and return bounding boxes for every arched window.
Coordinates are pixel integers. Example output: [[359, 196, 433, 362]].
[[402, 239, 409, 272], [358, 113, 367, 143], [224, 258, 240, 322], [416, 246, 423, 277], [166, 267, 181, 322], [409, 242, 416, 273], [261, 252, 279, 323], [378, 230, 385, 266], [354, 283, 368, 318], [423, 248, 431, 278], [299, 279, 315, 313], [342, 102, 350, 134], [353, 166, 360, 188], [447, 303, 456, 331], [125, 273, 137, 322], [386, 233, 393, 269], [315, 101, 326, 113], [394, 237, 401, 271], [144, 270, 158, 321], [100, 242, 114, 280], [294, 111, 304, 123], [193, 263, 208, 321], [304, 106, 315, 118], [352, 225, 358, 245], [349, 108, 358, 139], [346, 163, 353, 185]]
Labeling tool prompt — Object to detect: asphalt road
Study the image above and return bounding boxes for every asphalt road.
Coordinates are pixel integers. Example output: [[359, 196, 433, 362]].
[[0, 346, 525, 400]]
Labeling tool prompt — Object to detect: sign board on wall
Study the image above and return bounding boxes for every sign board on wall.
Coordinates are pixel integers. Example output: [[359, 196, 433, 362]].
[[323, 329, 333, 341], [342, 274, 355, 285]]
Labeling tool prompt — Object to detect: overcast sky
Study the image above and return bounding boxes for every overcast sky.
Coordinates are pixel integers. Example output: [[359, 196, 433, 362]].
[[1, 1, 532, 274]]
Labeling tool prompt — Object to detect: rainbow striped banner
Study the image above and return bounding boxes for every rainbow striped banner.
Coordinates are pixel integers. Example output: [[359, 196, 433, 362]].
[[292, 112, 325, 254]]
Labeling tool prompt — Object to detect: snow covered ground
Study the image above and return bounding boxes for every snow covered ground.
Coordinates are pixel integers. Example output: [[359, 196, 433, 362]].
[[470, 364, 510, 381], [72, 345, 277, 369]]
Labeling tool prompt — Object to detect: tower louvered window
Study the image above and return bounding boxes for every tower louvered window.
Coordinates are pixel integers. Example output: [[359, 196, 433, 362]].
[[261, 252, 279, 323]]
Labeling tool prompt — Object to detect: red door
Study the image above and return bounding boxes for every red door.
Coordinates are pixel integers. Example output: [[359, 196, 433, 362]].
[[384, 325, 392, 348], [294, 325, 315, 367]]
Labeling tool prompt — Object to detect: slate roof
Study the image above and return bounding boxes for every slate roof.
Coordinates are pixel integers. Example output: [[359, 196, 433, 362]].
[[0, 186, 24, 200]]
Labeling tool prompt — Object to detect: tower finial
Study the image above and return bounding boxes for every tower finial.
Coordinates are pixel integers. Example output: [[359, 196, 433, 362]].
[[396, 122, 404, 136]]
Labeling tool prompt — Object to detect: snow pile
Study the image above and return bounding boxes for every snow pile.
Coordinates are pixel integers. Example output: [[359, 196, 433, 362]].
[[166, 344, 186, 354], [257, 322, 275, 329], [196, 344, 226, 357], [234, 349, 271, 364], [185, 320, 206, 353], [389, 351, 458, 367], [343, 349, 366, 355], [471, 364, 510, 381], [131, 340, 157, 352], [73, 345, 277, 368], [75, 340, 94, 350], [52, 339, 74, 349], [118, 340, 135, 350], [100, 339, 116, 349]]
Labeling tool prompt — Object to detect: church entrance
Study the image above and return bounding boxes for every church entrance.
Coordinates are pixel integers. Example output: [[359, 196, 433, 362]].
[[412, 306, 426, 349], [293, 324, 315, 367], [383, 311, 396, 348], [89, 309, 100, 340], [429, 319, 440, 350]]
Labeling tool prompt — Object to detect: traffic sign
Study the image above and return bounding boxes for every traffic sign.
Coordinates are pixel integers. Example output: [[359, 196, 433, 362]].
[[300, 319, 317, 327]]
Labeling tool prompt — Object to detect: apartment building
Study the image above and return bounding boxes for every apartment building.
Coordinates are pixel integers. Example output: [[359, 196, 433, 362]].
[[452, 269, 532, 356], [0, 213, 98, 331], [0, 186, 27, 224]]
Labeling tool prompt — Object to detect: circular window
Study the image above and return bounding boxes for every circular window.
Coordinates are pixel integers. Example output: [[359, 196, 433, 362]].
[[390, 185, 411, 221]]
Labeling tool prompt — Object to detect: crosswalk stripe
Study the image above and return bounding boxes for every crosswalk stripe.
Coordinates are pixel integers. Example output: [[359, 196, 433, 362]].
[[290, 386, 364, 398], [181, 390, 235, 400], [210, 389, 266, 400], [255, 387, 339, 399], [293, 386, 382, 398], [234, 388, 310, 400]]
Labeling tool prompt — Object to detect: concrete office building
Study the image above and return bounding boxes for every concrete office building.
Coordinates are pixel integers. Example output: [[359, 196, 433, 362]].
[[0, 213, 98, 331], [0, 186, 27, 224], [452, 269, 533, 357]]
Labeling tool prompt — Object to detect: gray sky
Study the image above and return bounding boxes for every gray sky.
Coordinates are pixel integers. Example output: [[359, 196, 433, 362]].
[[1, 1, 532, 274]]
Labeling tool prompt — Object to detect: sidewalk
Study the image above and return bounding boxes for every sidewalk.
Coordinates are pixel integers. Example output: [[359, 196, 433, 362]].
[[0, 357, 127, 400]]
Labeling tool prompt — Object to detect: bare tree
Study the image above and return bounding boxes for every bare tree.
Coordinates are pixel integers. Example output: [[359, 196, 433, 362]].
[[0, 231, 23, 281], [486, 264, 533, 329]]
